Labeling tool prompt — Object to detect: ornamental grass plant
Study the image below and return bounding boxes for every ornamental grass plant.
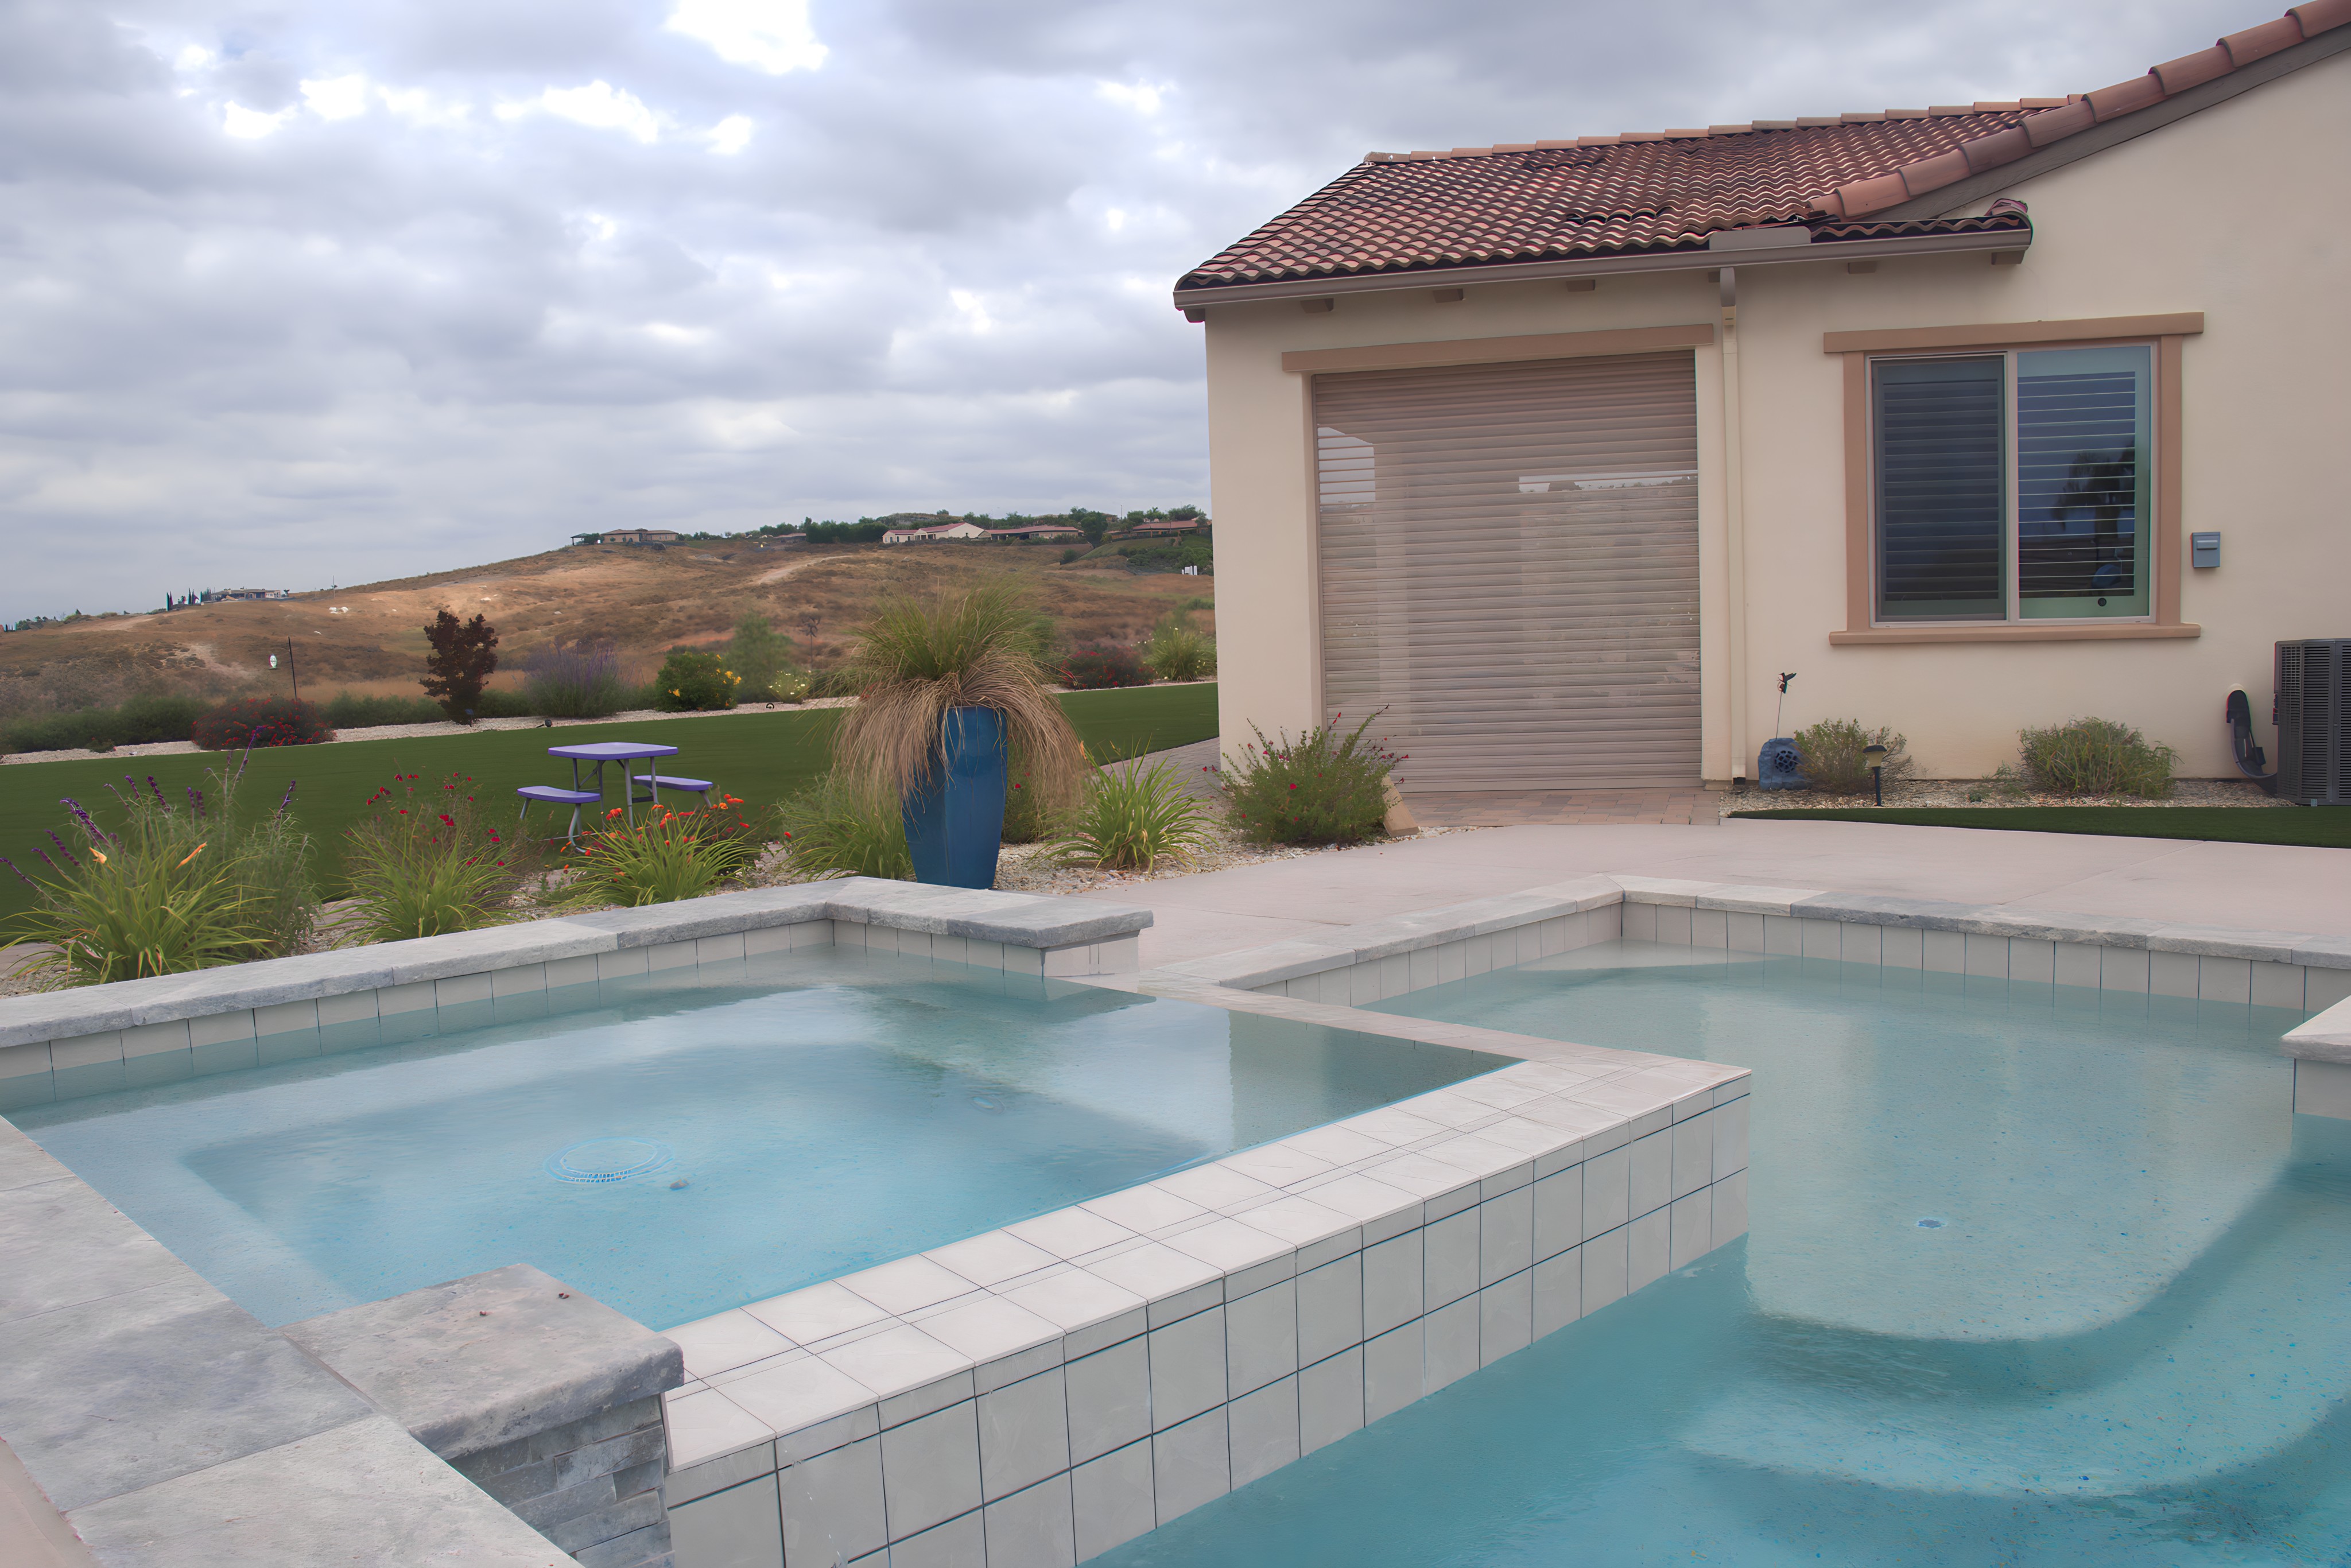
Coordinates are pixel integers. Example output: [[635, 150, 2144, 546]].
[[1791, 719, 1915, 795], [567, 797, 765, 906], [775, 771, 913, 880], [833, 584, 1084, 799], [340, 771, 542, 942], [1052, 759, 1216, 872], [2016, 716, 2178, 798], [1221, 714, 1401, 846], [1140, 615, 1216, 682], [1, 755, 319, 985], [523, 639, 629, 718]]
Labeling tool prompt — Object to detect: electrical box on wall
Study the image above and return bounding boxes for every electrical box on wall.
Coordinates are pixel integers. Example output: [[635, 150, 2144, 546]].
[[2191, 531, 2221, 569]]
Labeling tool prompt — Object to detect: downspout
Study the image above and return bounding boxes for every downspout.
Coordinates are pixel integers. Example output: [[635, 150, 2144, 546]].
[[1718, 266, 1749, 780]]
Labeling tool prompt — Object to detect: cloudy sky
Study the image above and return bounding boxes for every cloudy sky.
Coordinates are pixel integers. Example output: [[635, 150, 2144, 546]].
[[0, 0, 2256, 619]]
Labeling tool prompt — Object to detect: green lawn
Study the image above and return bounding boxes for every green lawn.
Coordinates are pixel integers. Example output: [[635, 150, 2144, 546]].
[[0, 683, 1218, 919], [1727, 804, 2351, 849]]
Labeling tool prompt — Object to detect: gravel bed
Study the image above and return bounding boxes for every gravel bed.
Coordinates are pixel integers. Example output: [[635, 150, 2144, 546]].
[[1718, 775, 2290, 816]]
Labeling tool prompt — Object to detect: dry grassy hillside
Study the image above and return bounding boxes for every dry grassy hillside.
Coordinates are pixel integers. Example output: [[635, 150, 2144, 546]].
[[0, 542, 1213, 706]]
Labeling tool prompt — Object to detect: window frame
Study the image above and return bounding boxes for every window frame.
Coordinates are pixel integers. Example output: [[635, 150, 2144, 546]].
[[1829, 313, 2201, 645]]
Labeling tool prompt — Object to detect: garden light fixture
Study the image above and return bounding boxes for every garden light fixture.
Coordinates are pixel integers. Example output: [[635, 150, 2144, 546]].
[[1864, 742, 1888, 805]]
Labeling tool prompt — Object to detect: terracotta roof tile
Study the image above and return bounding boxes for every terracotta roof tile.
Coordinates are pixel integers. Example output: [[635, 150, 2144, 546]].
[[1177, 4, 2348, 293]]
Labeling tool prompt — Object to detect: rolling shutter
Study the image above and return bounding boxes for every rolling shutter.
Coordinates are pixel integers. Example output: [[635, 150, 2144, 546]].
[[1314, 351, 1701, 791]]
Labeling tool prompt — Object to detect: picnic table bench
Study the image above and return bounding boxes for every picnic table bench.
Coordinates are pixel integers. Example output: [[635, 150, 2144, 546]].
[[517, 740, 716, 843]]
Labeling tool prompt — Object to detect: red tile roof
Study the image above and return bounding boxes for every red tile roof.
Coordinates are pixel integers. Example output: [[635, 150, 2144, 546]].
[[1177, 1, 2349, 293]]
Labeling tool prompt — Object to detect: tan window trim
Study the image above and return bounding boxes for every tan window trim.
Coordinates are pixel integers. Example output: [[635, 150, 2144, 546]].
[[1835, 320, 2197, 645], [1281, 322, 1713, 375]]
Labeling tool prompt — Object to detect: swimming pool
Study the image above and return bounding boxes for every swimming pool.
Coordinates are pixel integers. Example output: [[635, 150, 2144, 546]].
[[1089, 940, 2351, 1565], [13, 946, 1506, 1330]]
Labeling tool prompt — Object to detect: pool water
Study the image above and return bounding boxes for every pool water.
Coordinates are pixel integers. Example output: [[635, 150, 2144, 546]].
[[14, 948, 1503, 1329], [1092, 941, 2351, 1566]]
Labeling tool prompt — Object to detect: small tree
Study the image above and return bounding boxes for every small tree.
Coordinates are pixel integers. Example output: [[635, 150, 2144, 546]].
[[1070, 508, 1111, 547], [726, 613, 794, 692], [422, 610, 499, 723]]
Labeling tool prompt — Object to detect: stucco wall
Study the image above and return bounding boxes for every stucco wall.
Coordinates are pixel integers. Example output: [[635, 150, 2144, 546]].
[[1196, 48, 2350, 782]]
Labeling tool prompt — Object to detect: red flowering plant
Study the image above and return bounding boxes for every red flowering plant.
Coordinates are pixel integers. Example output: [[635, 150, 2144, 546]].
[[567, 794, 766, 906], [1220, 712, 1405, 845], [339, 771, 545, 941]]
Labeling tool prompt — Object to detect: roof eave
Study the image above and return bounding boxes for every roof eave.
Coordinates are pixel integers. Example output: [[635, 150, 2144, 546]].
[[1170, 224, 2031, 314]]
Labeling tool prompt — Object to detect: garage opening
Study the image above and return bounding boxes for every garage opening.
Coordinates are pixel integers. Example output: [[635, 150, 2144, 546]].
[[1314, 350, 1701, 791]]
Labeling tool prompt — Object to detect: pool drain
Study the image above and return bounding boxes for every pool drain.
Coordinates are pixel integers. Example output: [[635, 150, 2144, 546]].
[[1916, 1217, 1946, 1229], [546, 1137, 674, 1184]]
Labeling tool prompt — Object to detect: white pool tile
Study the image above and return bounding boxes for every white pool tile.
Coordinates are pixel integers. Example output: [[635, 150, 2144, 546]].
[[746, 1280, 894, 1345], [724, 1351, 878, 1437], [1423, 1295, 1480, 1392], [1713, 1097, 1750, 1178], [1153, 1164, 1281, 1213], [645, 939, 699, 972], [1727, 912, 1766, 952], [1622, 903, 1659, 942], [1628, 1208, 1671, 1294], [880, 1400, 981, 1539], [998, 1272, 1147, 1347], [1691, 907, 1729, 948], [1360, 1321, 1423, 1424], [1713, 1170, 1749, 1244], [2251, 961, 2306, 1011], [1225, 1194, 1354, 1255], [1288, 1253, 1360, 1368], [2101, 945, 2151, 992], [1359, 1151, 1476, 1202], [779, 1434, 886, 1565], [2009, 938, 2055, 985], [976, 1367, 1068, 1502], [1417, 1134, 1526, 1185], [1669, 1190, 1713, 1267], [1655, 905, 1694, 946], [927, 1230, 1061, 1289], [662, 1385, 779, 1469], [1421, 1208, 1479, 1310], [841, 1255, 981, 1317], [1084, 1184, 1208, 1235], [1345, 1105, 1453, 1147], [889, 1509, 982, 1568], [1531, 1165, 1584, 1262], [1064, 1337, 1151, 1466], [2150, 949, 2199, 999], [1153, 1406, 1231, 1523], [1223, 1278, 1298, 1398], [984, 1476, 1076, 1568], [1477, 1186, 1533, 1287], [1531, 1246, 1582, 1338], [1671, 1112, 1713, 1200], [1922, 929, 1965, 974], [1880, 926, 1925, 969], [822, 1325, 971, 1401], [1218, 1141, 1335, 1189], [2197, 954, 2253, 1004], [1361, 1232, 1423, 1339], [1070, 1438, 1155, 1560], [1006, 1207, 1138, 1261], [917, 1295, 1062, 1367], [1161, 1217, 1289, 1278], [670, 1309, 798, 1380], [2310, 968, 2351, 1012], [668, 1470, 782, 1568], [1084, 1242, 1222, 1308], [1283, 1123, 1391, 1166], [1295, 1348, 1363, 1456], [1147, 1306, 1228, 1430], [1627, 1129, 1673, 1217], [1582, 1225, 1628, 1314], [2053, 940, 2101, 988], [1581, 1144, 1631, 1237]]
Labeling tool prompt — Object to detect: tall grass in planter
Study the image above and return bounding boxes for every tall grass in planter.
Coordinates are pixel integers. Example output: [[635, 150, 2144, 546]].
[[340, 772, 542, 942], [835, 586, 1083, 888], [1054, 759, 1215, 873]]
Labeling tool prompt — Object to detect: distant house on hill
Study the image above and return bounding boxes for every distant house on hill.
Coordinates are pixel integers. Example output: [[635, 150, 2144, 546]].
[[988, 524, 1086, 544], [582, 529, 681, 546], [881, 521, 992, 545], [1123, 518, 1207, 538]]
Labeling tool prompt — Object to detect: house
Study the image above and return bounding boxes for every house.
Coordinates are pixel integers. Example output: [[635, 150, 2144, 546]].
[[594, 529, 682, 546], [1123, 518, 1208, 538], [1176, 3, 2350, 791], [880, 521, 992, 544], [989, 524, 1087, 544]]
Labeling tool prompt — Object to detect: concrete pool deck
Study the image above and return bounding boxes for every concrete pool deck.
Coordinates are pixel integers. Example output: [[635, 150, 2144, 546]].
[[1077, 818, 2351, 971]]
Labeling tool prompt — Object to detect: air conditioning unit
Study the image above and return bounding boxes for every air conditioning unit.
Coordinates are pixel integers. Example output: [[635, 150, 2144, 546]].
[[2275, 639, 2351, 806]]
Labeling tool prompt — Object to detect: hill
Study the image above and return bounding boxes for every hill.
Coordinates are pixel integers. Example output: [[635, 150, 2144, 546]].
[[0, 541, 1213, 711]]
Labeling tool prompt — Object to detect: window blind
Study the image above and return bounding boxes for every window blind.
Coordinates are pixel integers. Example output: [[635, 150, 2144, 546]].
[[2016, 344, 2150, 616], [1873, 356, 2004, 619]]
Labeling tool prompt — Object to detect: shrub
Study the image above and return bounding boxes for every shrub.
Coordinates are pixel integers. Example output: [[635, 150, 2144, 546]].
[[568, 797, 764, 906], [0, 692, 210, 754], [1054, 760, 1216, 872], [1222, 715, 1401, 846], [193, 696, 334, 750], [0, 763, 317, 984], [2016, 717, 2177, 798], [1000, 748, 1067, 844], [775, 771, 912, 880], [726, 615, 794, 694], [1060, 548, 1084, 564], [1142, 616, 1216, 682], [323, 692, 444, 729], [1791, 720, 1915, 795], [524, 641, 628, 718], [422, 610, 500, 723], [754, 670, 812, 704], [654, 650, 742, 711], [340, 772, 542, 942], [1058, 645, 1151, 690]]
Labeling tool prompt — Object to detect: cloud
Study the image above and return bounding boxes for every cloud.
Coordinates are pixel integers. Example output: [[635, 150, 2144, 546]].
[[0, 0, 2263, 619]]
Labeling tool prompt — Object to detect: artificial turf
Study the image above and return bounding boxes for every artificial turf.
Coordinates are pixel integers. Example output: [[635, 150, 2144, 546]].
[[1726, 804, 2351, 849], [0, 682, 1219, 919]]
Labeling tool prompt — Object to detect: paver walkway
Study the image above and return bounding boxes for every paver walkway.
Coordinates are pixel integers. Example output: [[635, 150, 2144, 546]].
[[1077, 817, 2351, 971], [1403, 787, 1721, 827]]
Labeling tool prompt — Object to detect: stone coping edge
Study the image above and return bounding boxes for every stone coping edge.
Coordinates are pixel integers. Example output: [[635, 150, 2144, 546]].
[[0, 879, 1151, 1049]]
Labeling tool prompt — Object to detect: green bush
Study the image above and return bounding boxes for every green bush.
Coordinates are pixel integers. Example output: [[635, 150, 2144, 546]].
[[726, 615, 795, 694], [654, 650, 742, 711], [2016, 717, 2177, 798], [1000, 747, 1069, 844], [1059, 646, 1151, 690], [1054, 759, 1216, 872], [523, 641, 627, 718], [754, 670, 812, 704], [1, 692, 211, 754], [340, 771, 542, 942], [1, 763, 318, 984], [1142, 616, 1216, 682], [567, 795, 764, 906], [1222, 715, 1400, 845], [323, 692, 445, 728], [1791, 719, 1915, 795], [1060, 548, 1084, 564], [775, 771, 911, 880], [192, 696, 334, 750]]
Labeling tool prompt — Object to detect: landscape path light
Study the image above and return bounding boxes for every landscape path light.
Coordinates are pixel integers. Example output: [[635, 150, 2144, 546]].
[[1864, 742, 1888, 805]]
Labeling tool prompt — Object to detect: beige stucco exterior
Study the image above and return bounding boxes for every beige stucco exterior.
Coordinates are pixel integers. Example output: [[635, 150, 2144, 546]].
[[1195, 49, 2350, 783]]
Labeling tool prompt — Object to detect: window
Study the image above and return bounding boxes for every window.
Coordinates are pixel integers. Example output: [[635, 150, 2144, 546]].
[[1872, 344, 2152, 623]]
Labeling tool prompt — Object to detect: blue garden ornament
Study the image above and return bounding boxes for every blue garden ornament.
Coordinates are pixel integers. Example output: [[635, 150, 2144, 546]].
[[901, 707, 1009, 888], [1757, 672, 1809, 790]]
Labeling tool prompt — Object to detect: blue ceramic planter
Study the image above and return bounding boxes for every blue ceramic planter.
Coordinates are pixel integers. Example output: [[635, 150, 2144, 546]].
[[902, 707, 1008, 888]]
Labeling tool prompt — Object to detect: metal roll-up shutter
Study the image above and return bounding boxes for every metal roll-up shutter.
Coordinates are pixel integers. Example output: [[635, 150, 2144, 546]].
[[1314, 350, 1701, 791]]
